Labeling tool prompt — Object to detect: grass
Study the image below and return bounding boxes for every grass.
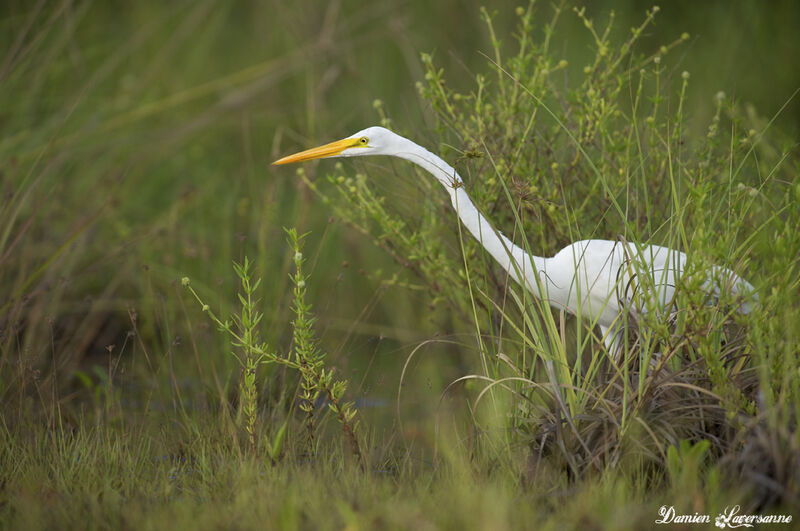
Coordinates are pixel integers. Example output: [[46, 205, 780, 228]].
[[0, 422, 700, 530], [2, 0, 800, 529]]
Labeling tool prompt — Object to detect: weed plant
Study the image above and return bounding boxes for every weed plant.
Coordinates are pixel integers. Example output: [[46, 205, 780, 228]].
[[184, 231, 361, 463]]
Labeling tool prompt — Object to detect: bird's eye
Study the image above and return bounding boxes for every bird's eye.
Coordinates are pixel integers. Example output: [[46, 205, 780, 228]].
[[359, 137, 369, 145]]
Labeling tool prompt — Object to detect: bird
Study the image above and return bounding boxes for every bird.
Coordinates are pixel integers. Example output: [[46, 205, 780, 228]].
[[273, 126, 756, 356]]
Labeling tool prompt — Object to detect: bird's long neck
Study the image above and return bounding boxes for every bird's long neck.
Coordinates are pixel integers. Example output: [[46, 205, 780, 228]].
[[392, 138, 547, 298]]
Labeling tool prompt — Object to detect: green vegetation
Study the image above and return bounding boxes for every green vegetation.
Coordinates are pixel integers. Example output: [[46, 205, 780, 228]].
[[1, 1, 799, 528]]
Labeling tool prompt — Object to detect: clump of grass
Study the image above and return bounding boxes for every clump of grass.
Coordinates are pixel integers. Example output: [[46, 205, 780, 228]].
[[183, 230, 361, 463]]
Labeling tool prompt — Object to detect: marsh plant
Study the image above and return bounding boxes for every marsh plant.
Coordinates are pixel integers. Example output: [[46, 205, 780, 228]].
[[184, 231, 361, 462], [287, 229, 362, 464], [304, 1, 799, 503]]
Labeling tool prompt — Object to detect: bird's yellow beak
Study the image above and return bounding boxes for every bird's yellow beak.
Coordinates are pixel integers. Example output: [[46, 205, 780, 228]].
[[272, 137, 361, 165]]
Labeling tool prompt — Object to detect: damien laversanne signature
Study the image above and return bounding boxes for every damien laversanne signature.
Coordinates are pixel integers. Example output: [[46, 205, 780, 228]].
[[655, 505, 792, 527]]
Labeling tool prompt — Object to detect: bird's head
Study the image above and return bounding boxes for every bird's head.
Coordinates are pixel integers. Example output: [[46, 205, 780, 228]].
[[272, 126, 399, 165]]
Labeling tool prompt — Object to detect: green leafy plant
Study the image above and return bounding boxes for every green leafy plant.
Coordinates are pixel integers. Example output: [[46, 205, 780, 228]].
[[183, 259, 271, 454], [287, 228, 362, 463], [183, 231, 361, 464]]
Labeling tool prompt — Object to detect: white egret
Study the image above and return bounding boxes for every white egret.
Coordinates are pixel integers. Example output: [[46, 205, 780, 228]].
[[273, 126, 756, 354]]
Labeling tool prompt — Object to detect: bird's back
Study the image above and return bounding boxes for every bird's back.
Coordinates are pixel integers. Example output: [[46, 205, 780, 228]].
[[530, 239, 753, 329]]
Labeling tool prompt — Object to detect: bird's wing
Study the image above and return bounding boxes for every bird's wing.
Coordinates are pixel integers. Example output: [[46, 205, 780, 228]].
[[543, 240, 630, 327], [544, 240, 687, 327]]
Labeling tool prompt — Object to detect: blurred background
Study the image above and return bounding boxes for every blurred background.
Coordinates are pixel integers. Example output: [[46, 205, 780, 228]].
[[2, 0, 798, 434]]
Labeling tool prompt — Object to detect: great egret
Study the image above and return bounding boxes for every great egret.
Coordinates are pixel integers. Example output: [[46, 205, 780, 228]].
[[273, 126, 756, 354]]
